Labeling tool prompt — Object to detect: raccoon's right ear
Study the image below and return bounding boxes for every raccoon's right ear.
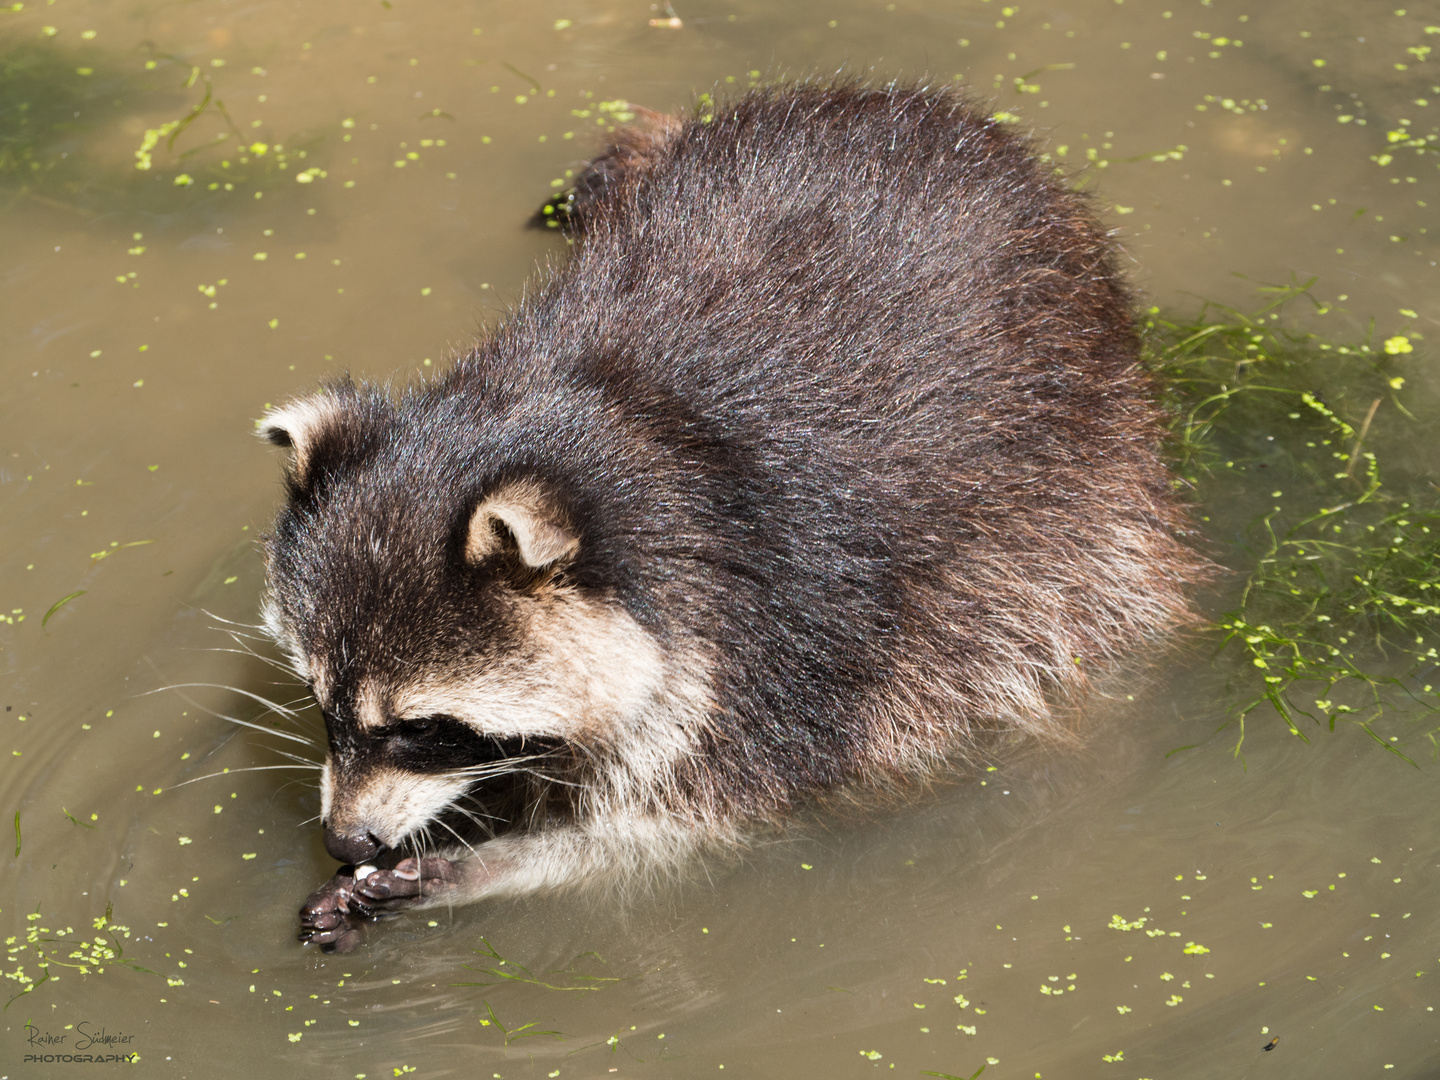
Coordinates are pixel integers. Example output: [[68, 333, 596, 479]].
[[257, 394, 347, 486], [465, 481, 579, 570]]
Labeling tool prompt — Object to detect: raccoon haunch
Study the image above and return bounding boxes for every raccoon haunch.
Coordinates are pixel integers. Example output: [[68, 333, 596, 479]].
[[260, 81, 1208, 952]]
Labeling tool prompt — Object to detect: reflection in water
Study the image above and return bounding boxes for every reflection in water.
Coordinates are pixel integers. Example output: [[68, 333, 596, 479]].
[[2, 0, 1437, 1076]]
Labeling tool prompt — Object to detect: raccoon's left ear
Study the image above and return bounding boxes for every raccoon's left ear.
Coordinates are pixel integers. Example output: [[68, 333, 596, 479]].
[[257, 393, 347, 486], [465, 481, 579, 569]]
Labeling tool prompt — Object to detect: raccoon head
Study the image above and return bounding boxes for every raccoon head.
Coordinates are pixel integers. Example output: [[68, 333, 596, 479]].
[[257, 389, 700, 865]]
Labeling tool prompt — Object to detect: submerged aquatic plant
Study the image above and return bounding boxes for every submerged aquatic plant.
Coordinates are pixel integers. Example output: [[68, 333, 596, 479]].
[[3, 903, 150, 1007], [0, 40, 124, 196], [1151, 280, 1440, 760], [455, 937, 625, 993], [0, 37, 331, 216], [129, 59, 328, 195]]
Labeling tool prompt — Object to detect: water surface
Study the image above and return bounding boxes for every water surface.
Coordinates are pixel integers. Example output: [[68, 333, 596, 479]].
[[2, 0, 1437, 1076]]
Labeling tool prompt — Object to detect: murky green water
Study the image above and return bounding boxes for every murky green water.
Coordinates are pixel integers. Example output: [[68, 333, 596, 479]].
[[2, 0, 1437, 1077]]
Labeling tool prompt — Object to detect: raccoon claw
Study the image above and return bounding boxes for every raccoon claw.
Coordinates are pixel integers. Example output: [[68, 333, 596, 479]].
[[348, 856, 461, 911], [298, 868, 367, 953], [306, 922, 365, 953]]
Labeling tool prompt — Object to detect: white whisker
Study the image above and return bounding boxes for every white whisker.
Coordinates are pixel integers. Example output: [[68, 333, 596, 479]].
[[207, 710, 319, 748], [447, 804, 499, 842], [270, 747, 324, 767], [196, 646, 301, 676], [169, 764, 321, 788], [199, 609, 268, 632], [513, 768, 582, 789], [142, 682, 302, 720], [142, 686, 319, 748], [451, 799, 502, 824], [432, 817, 480, 857]]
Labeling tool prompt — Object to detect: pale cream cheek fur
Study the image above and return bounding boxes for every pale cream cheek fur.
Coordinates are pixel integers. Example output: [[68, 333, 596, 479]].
[[385, 593, 713, 818], [259, 595, 313, 688], [386, 595, 669, 737]]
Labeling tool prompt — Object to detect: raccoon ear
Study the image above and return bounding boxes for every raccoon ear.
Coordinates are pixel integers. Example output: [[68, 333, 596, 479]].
[[465, 481, 579, 569], [257, 394, 346, 485]]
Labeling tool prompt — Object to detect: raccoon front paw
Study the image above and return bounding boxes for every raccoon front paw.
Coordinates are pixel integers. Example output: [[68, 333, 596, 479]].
[[297, 868, 367, 953], [348, 856, 464, 913]]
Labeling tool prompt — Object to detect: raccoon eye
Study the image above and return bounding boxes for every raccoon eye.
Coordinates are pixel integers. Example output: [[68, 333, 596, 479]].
[[380, 716, 540, 774], [393, 716, 444, 739]]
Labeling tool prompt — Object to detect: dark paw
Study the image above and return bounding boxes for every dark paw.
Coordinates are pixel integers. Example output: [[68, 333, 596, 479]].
[[349, 856, 462, 913], [297, 857, 463, 951], [298, 867, 366, 953]]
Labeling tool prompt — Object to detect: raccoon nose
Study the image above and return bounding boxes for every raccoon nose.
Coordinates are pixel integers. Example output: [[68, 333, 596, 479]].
[[323, 824, 384, 864]]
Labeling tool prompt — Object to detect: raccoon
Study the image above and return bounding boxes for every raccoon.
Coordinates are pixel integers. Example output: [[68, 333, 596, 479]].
[[259, 81, 1206, 952]]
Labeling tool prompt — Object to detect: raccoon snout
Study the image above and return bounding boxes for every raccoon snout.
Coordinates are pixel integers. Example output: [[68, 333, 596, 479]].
[[324, 823, 385, 864]]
